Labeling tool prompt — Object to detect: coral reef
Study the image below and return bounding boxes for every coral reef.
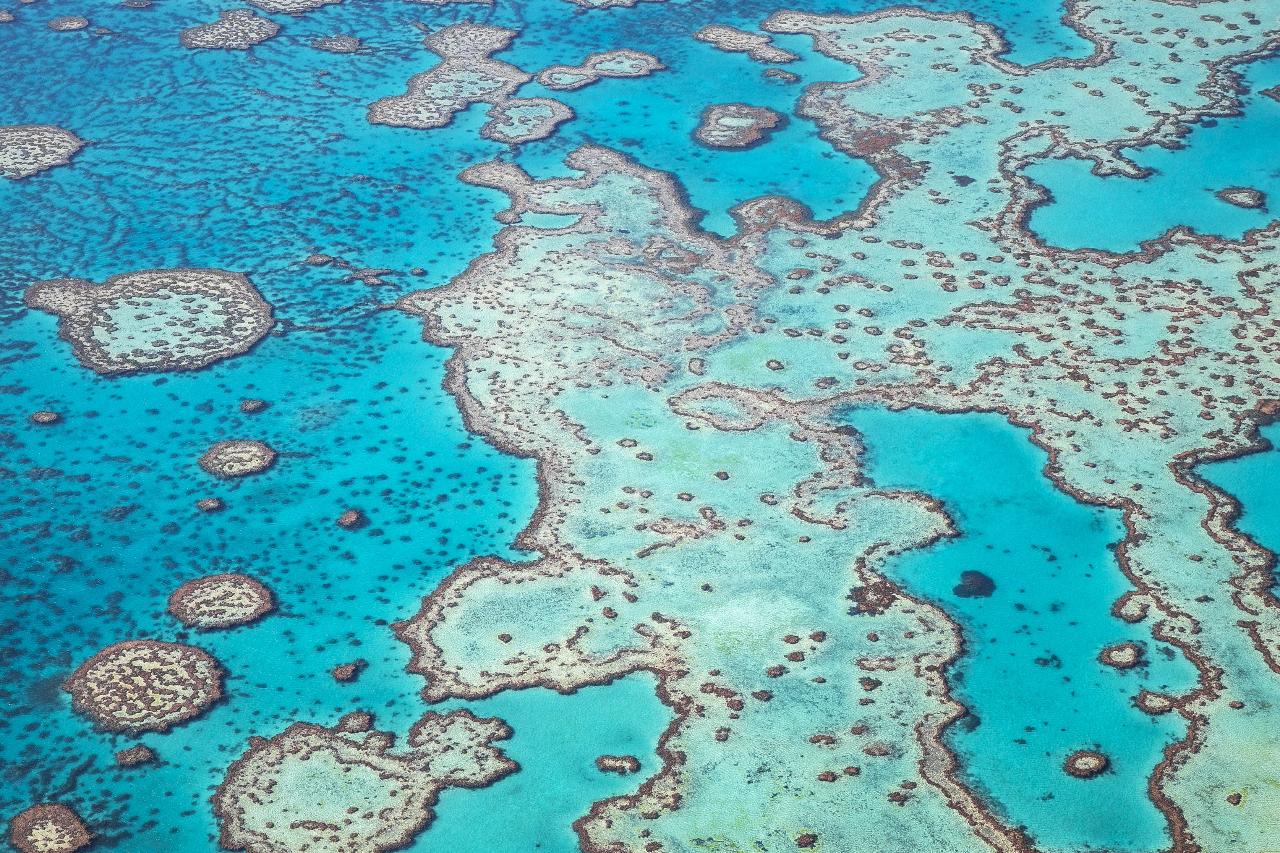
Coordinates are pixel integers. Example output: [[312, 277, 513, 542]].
[[64, 640, 225, 733], [25, 268, 272, 375], [212, 711, 517, 853]]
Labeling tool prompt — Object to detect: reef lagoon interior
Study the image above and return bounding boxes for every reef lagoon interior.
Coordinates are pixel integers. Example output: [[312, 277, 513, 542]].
[[3, 0, 1280, 851]]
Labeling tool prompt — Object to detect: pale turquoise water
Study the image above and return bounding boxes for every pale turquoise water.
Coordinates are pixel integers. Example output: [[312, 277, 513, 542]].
[[848, 407, 1197, 852], [1026, 58, 1280, 253]]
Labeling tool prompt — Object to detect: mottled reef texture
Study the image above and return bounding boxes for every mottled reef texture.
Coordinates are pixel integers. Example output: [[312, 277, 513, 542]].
[[536, 49, 665, 92], [8, 803, 92, 853], [198, 439, 278, 478], [168, 572, 275, 630], [64, 640, 225, 734], [370, 25, 656, 144], [24, 268, 273, 375], [0, 124, 84, 179], [693, 103, 785, 149], [694, 24, 798, 64], [212, 711, 516, 853], [392, 1, 1280, 850], [367, 23, 530, 131], [179, 8, 279, 50]]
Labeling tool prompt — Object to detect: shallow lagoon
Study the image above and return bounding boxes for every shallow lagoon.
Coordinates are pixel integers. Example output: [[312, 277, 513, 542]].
[[848, 407, 1197, 852]]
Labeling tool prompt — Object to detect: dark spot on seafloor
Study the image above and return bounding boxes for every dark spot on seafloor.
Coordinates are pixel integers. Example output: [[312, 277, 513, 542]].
[[953, 569, 996, 598], [26, 674, 65, 707], [952, 174, 975, 186]]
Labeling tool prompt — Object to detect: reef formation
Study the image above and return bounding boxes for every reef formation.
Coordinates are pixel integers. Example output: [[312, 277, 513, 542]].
[[24, 268, 273, 375], [693, 103, 784, 149], [179, 9, 279, 50], [535, 49, 664, 91], [389, 0, 1280, 849], [168, 573, 275, 630], [64, 640, 225, 734], [8, 804, 92, 853], [0, 124, 83, 179], [212, 711, 517, 853], [198, 440, 278, 478]]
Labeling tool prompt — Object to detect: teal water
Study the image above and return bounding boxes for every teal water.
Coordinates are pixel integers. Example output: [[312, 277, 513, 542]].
[[1027, 58, 1280, 253], [848, 407, 1197, 851], [0, 0, 1211, 849]]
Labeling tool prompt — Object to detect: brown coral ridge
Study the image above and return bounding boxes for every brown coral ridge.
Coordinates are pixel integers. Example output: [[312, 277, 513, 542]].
[[8, 803, 92, 853], [168, 572, 275, 630], [212, 710, 518, 853], [64, 640, 225, 734]]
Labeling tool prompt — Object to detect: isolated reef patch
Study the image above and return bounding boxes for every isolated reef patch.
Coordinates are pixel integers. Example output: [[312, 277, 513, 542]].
[[24, 267, 273, 375], [694, 25, 798, 64], [481, 98, 574, 145], [368, 23, 528, 130], [535, 49, 663, 91], [64, 639, 225, 733], [693, 103, 784, 149], [1064, 750, 1110, 779], [249, 0, 338, 14], [47, 15, 88, 31], [8, 803, 92, 853], [0, 124, 84, 179], [168, 573, 275, 630], [561, 0, 665, 9], [313, 34, 361, 53], [180, 9, 279, 50], [213, 711, 517, 853], [1215, 186, 1267, 210], [198, 440, 277, 478]]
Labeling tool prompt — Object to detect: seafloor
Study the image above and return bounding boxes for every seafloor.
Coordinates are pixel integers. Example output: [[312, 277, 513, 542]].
[[2, 0, 1279, 851]]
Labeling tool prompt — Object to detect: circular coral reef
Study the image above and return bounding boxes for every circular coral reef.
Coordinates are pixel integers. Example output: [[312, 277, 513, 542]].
[[64, 639, 225, 733], [9, 803, 92, 853], [168, 572, 274, 630], [1098, 641, 1144, 669], [198, 440, 277, 478], [1063, 749, 1110, 779]]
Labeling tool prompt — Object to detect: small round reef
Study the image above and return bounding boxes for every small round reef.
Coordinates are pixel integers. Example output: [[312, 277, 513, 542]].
[[64, 639, 225, 733], [198, 440, 277, 478], [1064, 749, 1110, 779], [169, 572, 275, 630]]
